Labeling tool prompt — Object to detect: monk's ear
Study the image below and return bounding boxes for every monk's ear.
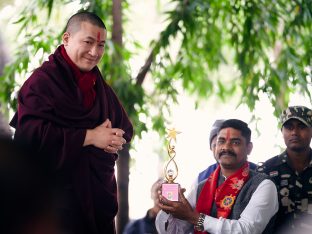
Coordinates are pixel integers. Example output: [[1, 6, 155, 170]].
[[247, 142, 253, 155], [62, 32, 70, 45]]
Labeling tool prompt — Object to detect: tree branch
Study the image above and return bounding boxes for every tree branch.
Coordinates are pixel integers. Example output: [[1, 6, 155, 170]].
[[135, 48, 154, 86], [135, 0, 190, 86]]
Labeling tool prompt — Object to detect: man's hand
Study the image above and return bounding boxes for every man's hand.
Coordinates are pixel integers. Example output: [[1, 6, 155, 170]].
[[158, 187, 200, 225], [84, 119, 126, 153]]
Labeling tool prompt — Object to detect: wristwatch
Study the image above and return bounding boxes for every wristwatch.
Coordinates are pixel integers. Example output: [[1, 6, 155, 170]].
[[194, 213, 205, 231]]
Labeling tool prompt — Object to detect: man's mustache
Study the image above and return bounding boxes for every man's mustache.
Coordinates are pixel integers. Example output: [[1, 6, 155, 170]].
[[219, 150, 237, 158]]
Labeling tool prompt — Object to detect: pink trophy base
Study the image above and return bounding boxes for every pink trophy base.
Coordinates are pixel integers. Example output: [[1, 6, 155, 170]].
[[161, 183, 180, 201]]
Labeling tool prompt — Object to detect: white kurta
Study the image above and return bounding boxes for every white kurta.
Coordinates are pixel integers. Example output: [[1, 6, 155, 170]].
[[156, 179, 278, 234]]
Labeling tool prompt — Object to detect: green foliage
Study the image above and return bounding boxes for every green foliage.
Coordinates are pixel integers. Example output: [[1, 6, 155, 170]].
[[1, 2, 311, 231], [0, 0, 13, 9], [0, 0, 149, 138], [1, 0, 312, 137], [148, 0, 312, 117], [0, 0, 65, 113]]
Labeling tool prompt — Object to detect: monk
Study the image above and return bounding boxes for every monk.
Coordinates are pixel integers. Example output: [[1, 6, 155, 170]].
[[10, 11, 133, 234]]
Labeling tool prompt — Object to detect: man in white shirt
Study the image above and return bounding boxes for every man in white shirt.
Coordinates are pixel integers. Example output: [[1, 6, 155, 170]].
[[156, 119, 278, 234]]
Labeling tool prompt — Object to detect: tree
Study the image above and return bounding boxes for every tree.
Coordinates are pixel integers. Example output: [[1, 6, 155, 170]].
[[0, 32, 12, 138], [140, 0, 312, 117], [1, 0, 311, 233]]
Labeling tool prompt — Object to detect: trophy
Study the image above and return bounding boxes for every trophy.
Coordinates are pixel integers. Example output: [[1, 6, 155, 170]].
[[161, 128, 181, 201]]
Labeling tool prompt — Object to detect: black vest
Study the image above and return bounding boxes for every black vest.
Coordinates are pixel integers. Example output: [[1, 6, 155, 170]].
[[197, 170, 276, 234]]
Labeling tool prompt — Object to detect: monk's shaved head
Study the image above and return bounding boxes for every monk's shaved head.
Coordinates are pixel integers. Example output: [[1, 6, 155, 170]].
[[65, 11, 106, 34]]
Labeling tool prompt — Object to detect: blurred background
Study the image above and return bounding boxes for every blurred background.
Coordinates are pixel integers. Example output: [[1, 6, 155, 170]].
[[0, 0, 311, 233]]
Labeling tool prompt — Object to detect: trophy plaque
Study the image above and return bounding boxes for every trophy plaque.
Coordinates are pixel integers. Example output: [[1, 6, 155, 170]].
[[161, 128, 181, 201]]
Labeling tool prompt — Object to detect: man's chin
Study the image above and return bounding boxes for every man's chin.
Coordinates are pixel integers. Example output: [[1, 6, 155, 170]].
[[219, 159, 235, 168], [288, 145, 305, 153], [77, 63, 96, 72], [80, 67, 94, 72]]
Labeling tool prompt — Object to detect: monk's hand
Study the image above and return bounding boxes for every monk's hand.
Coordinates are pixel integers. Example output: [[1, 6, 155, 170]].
[[84, 119, 126, 153], [104, 129, 126, 153]]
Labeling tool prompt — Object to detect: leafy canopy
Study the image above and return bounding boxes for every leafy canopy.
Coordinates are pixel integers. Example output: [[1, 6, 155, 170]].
[[1, 0, 312, 136]]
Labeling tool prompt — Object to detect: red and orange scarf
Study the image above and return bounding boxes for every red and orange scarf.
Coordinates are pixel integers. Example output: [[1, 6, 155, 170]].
[[195, 162, 250, 234], [60, 45, 97, 109]]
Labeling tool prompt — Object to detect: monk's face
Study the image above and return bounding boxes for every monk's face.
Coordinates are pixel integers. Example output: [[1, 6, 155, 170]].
[[62, 21, 106, 72], [215, 128, 252, 170]]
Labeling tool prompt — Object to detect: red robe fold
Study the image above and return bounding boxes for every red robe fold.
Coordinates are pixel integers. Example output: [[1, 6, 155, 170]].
[[10, 45, 134, 234]]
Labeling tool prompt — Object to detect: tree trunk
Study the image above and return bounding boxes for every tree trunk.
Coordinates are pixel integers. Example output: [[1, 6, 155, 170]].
[[112, 0, 122, 46], [0, 110, 11, 138], [0, 33, 9, 76], [0, 33, 12, 138], [116, 143, 130, 234], [112, 1, 129, 234]]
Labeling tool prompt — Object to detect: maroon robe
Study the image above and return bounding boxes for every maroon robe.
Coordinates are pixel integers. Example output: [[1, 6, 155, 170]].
[[10, 45, 134, 234]]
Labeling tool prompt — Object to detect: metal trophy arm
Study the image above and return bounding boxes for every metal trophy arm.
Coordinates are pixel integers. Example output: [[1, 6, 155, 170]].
[[164, 138, 178, 183], [162, 128, 181, 201]]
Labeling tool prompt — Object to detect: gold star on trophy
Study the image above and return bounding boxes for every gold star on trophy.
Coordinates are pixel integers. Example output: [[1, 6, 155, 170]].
[[166, 128, 181, 142], [162, 128, 181, 201]]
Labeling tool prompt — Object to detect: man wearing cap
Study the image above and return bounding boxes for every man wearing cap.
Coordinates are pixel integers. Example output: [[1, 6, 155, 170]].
[[198, 119, 257, 183], [257, 105, 312, 233], [156, 119, 278, 234]]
